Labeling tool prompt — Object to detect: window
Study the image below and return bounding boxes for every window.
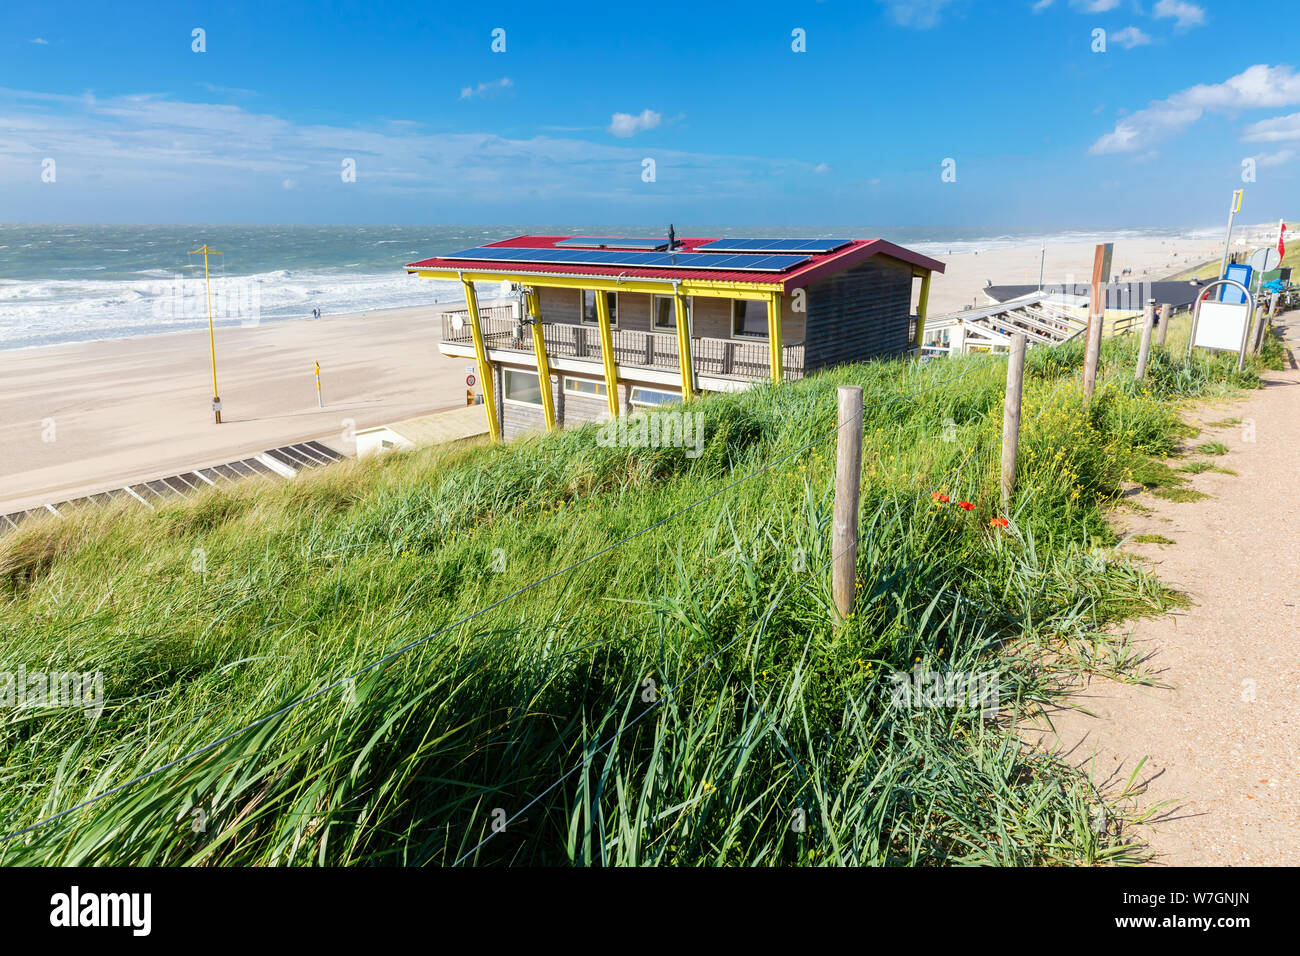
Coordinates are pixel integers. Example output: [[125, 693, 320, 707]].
[[731, 299, 770, 339], [630, 386, 681, 408], [652, 294, 690, 331], [563, 376, 607, 398], [579, 290, 618, 327], [503, 369, 543, 405]]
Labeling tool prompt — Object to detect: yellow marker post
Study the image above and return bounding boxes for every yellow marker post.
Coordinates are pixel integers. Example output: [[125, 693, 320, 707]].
[[673, 287, 694, 400], [594, 290, 620, 418], [766, 291, 784, 384], [315, 360, 323, 408], [460, 277, 500, 442], [188, 243, 223, 423], [913, 270, 932, 356], [526, 290, 557, 432]]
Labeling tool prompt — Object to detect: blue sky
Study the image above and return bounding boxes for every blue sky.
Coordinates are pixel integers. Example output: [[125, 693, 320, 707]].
[[1, 0, 1294, 228]]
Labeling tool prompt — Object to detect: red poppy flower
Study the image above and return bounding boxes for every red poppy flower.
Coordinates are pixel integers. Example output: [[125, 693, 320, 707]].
[[932, 492, 950, 503], [958, 501, 975, 511], [990, 517, 1009, 528]]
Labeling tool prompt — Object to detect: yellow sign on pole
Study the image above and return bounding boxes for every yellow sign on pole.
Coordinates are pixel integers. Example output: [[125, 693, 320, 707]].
[[188, 243, 224, 424]]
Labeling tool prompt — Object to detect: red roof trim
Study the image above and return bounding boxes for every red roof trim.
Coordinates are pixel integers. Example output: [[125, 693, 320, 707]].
[[405, 235, 945, 290]]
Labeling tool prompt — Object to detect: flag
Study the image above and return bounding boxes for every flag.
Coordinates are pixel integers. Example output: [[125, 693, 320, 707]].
[[1278, 220, 1288, 262]]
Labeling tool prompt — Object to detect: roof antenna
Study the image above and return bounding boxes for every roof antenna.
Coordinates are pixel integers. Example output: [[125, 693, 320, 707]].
[[667, 223, 676, 251]]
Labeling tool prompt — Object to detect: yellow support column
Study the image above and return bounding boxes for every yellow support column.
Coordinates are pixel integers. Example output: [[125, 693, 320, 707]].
[[913, 270, 932, 355], [767, 291, 784, 384], [594, 290, 620, 417], [673, 287, 694, 400], [526, 290, 557, 432], [461, 277, 500, 442]]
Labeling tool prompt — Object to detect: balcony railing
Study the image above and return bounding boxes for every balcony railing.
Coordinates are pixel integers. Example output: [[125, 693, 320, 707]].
[[440, 311, 805, 382]]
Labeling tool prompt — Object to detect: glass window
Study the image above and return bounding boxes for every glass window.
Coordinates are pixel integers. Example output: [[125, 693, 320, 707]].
[[503, 369, 543, 405], [580, 290, 618, 327], [653, 294, 689, 330], [732, 299, 770, 339], [630, 386, 681, 408], [564, 377, 607, 398]]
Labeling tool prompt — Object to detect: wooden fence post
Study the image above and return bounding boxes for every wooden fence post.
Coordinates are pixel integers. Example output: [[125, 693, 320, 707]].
[[1083, 312, 1102, 400], [1001, 334, 1026, 509], [833, 385, 863, 619], [1135, 299, 1155, 381], [1156, 302, 1172, 347]]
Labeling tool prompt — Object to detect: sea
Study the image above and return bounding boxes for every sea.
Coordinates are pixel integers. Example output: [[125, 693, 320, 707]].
[[0, 223, 1230, 352]]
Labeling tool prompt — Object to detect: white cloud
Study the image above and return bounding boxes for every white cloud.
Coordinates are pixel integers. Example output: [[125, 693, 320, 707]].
[[607, 108, 661, 137], [1253, 148, 1294, 168], [1071, 0, 1119, 11], [1242, 111, 1300, 142], [1153, 0, 1205, 29], [30, 37, 49, 45], [1111, 27, 1152, 49], [1031, 0, 1054, 12], [0, 88, 819, 213], [1091, 64, 1300, 154], [459, 77, 513, 100], [876, 0, 955, 29], [813, 163, 831, 174]]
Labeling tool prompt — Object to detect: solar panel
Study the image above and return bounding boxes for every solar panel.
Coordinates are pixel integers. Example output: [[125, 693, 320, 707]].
[[443, 246, 810, 272], [553, 236, 668, 250], [695, 238, 852, 254]]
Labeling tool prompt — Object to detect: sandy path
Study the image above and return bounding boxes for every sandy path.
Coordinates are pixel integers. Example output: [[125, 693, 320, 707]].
[[1027, 315, 1300, 865], [0, 305, 482, 513]]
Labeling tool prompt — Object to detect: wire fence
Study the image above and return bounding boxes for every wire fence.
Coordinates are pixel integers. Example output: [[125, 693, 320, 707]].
[[1, 352, 1007, 847]]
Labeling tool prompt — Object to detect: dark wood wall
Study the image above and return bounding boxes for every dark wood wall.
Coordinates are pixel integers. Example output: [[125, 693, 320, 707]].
[[801, 257, 913, 370]]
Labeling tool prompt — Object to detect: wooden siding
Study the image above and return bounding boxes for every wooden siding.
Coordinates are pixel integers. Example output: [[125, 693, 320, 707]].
[[801, 257, 912, 370]]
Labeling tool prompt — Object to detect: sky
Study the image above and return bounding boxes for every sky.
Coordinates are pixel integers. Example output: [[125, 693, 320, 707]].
[[0, 0, 1294, 229]]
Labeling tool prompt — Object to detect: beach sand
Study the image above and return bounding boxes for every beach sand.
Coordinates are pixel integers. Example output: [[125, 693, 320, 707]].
[[925, 236, 1228, 314], [0, 236, 1238, 513], [0, 305, 479, 513]]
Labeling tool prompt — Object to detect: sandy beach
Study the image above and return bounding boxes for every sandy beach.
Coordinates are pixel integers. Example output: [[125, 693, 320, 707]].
[[0, 305, 479, 513], [925, 236, 1229, 314], [0, 235, 1245, 515]]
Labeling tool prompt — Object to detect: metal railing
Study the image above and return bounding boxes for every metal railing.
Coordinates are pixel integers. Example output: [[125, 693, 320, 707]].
[[440, 314, 805, 382]]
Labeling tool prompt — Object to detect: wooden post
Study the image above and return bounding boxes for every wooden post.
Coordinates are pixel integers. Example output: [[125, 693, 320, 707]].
[[1083, 312, 1102, 400], [1083, 242, 1110, 401], [767, 292, 784, 384], [461, 277, 500, 442], [1135, 299, 1155, 381], [1001, 334, 1025, 509], [1156, 302, 1172, 347], [525, 290, 557, 432], [594, 290, 620, 418], [673, 288, 695, 400], [912, 270, 932, 355], [833, 386, 863, 619]]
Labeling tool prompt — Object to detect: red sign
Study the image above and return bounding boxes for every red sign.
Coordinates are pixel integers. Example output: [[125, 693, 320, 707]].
[[466, 374, 476, 388]]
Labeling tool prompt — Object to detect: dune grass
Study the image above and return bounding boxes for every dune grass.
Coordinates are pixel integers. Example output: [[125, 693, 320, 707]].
[[0, 321, 1284, 866]]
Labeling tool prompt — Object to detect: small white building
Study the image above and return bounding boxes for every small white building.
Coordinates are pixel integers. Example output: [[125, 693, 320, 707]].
[[355, 405, 489, 457]]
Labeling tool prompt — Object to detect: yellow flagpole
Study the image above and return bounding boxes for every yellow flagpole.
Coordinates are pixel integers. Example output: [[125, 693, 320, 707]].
[[189, 243, 224, 424]]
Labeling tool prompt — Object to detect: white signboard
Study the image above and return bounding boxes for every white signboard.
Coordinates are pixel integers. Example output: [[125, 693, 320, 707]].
[[1193, 301, 1250, 352]]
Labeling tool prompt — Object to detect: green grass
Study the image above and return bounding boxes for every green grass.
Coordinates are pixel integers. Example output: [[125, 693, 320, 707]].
[[1131, 534, 1175, 546], [1197, 441, 1229, 456], [0, 323, 1284, 867]]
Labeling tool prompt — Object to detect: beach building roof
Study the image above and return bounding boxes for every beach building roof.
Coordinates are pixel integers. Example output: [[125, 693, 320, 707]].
[[354, 405, 488, 456], [407, 234, 944, 293]]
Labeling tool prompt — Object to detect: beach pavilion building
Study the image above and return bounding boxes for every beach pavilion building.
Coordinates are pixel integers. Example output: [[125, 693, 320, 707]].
[[406, 233, 945, 441]]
